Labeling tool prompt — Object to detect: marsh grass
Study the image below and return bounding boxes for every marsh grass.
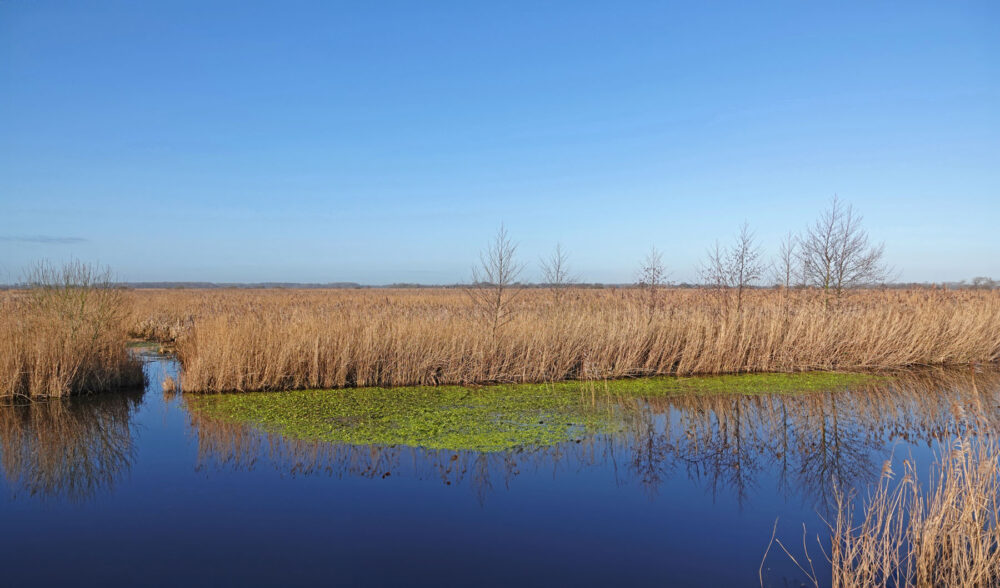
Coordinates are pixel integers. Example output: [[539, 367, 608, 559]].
[[128, 288, 1000, 393], [0, 262, 144, 398]]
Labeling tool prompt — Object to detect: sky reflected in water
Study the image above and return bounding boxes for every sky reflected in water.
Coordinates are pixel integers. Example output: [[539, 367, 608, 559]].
[[1, 355, 997, 587]]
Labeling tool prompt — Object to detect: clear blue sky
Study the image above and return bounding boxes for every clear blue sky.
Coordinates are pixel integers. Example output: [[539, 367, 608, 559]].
[[1, 1, 997, 284]]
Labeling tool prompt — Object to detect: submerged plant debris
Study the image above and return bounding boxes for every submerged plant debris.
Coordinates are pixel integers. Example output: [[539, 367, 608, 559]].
[[188, 372, 880, 452]]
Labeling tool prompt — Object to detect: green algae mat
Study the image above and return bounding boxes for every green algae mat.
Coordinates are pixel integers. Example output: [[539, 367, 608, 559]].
[[188, 372, 879, 453]]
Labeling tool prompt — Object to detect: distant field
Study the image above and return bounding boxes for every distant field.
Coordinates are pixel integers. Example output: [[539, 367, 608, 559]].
[[125, 287, 1000, 393]]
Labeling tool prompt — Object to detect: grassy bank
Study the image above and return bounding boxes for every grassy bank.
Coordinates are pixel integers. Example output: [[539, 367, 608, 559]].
[[129, 288, 1000, 393]]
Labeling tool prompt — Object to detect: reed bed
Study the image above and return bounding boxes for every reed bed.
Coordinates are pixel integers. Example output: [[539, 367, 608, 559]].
[[127, 287, 1000, 393], [0, 263, 145, 398]]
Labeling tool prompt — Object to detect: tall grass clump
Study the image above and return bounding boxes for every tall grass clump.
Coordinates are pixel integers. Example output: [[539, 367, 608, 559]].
[[829, 437, 1000, 587], [765, 436, 1000, 587], [139, 288, 1000, 393], [0, 261, 144, 398]]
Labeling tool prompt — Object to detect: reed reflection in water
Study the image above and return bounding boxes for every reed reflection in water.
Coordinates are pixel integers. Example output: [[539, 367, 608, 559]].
[[187, 367, 1000, 506], [0, 390, 143, 501]]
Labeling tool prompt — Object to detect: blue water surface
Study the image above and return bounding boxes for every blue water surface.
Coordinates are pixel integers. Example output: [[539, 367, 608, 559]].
[[1, 355, 994, 588]]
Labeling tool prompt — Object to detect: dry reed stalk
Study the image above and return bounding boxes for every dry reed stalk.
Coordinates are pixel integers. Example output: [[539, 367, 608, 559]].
[[162, 375, 178, 395]]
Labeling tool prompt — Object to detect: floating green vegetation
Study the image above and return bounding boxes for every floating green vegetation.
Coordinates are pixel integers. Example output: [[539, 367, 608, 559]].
[[188, 371, 881, 453], [611, 371, 880, 396]]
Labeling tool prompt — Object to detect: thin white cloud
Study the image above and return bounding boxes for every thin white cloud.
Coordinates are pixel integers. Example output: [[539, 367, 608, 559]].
[[0, 235, 88, 244]]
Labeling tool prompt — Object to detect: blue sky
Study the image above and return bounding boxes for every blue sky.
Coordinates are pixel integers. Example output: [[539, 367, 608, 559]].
[[1, 1, 997, 284]]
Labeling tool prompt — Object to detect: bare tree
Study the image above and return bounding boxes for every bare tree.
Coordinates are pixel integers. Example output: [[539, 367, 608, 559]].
[[700, 222, 766, 313], [799, 196, 891, 300], [971, 276, 997, 290], [468, 223, 524, 336], [772, 232, 799, 290], [637, 246, 668, 321], [539, 242, 577, 304]]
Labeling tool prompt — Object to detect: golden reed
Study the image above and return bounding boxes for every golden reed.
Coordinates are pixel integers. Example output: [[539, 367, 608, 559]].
[[764, 436, 1000, 587], [0, 263, 144, 398], [126, 287, 1000, 393]]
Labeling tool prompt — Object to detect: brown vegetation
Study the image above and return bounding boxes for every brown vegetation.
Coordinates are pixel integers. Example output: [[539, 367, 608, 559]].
[[767, 435, 1000, 588], [0, 262, 144, 398], [834, 437, 1000, 586], [162, 375, 178, 395], [126, 287, 1000, 393]]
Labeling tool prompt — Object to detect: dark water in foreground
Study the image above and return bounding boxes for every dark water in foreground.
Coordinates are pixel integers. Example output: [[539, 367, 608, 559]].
[[1, 355, 998, 587]]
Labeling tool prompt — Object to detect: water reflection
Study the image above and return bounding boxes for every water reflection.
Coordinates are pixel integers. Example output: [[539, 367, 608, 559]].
[[189, 412, 594, 504], [1, 363, 995, 507], [0, 391, 143, 501], [618, 368, 1000, 504], [188, 367, 1000, 506]]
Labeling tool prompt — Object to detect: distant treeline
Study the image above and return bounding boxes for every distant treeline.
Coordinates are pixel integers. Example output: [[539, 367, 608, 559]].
[[122, 281, 365, 290]]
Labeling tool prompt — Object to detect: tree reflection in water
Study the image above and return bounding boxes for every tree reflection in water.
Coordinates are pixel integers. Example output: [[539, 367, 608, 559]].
[[4, 367, 994, 509], [187, 368, 1000, 506], [0, 391, 143, 501]]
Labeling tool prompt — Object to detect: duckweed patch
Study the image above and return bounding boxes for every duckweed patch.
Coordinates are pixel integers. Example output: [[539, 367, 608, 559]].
[[189, 371, 881, 452]]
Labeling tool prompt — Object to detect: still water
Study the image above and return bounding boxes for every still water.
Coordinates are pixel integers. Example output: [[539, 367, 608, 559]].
[[1, 354, 996, 587]]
